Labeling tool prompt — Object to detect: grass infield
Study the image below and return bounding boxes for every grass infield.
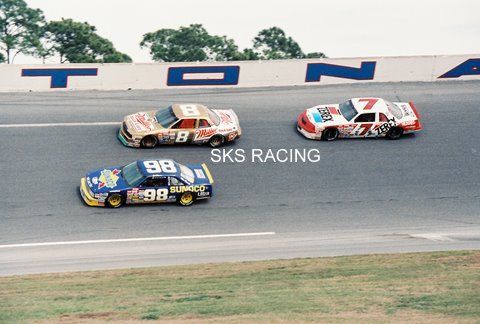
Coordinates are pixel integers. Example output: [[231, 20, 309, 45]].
[[1, 250, 479, 322]]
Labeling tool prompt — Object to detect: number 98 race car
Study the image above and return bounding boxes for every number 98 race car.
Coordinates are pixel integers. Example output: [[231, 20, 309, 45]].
[[118, 103, 241, 148], [297, 98, 422, 141], [79, 159, 214, 207]]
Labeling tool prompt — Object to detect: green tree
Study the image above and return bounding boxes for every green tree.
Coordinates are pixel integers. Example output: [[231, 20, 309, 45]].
[[253, 27, 304, 59], [46, 18, 131, 63], [0, 0, 45, 63], [252, 26, 326, 60], [140, 24, 243, 62], [0, 52, 5, 63]]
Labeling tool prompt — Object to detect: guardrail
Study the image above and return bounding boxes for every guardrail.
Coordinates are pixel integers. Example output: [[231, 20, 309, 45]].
[[0, 54, 479, 92]]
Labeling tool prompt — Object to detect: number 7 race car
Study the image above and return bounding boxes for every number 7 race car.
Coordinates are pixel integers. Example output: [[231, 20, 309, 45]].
[[79, 159, 214, 207], [118, 103, 241, 148], [297, 98, 422, 141]]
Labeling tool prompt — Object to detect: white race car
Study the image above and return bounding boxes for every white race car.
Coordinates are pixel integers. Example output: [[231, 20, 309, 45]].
[[297, 98, 422, 140]]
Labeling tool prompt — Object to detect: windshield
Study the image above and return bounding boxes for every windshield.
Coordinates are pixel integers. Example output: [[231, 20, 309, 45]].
[[339, 100, 358, 121], [179, 164, 195, 184], [207, 109, 221, 126], [385, 100, 403, 119], [122, 162, 145, 187], [155, 106, 179, 128]]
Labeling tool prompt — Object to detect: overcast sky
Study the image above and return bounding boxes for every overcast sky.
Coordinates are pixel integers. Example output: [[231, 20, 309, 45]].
[[20, 0, 480, 63]]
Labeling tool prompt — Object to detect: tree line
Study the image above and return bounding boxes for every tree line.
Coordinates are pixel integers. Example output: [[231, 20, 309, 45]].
[[0, 0, 325, 64]]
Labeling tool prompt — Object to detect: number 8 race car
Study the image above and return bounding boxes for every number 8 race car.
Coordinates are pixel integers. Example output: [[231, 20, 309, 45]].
[[118, 103, 241, 148], [297, 98, 422, 140], [80, 159, 214, 207]]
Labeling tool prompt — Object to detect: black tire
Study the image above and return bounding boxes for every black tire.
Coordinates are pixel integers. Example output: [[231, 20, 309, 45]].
[[140, 135, 158, 148], [106, 193, 124, 208], [386, 127, 403, 140], [321, 128, 339, 141], [177, 192, 195, 206], [209, 135, 225, 148]]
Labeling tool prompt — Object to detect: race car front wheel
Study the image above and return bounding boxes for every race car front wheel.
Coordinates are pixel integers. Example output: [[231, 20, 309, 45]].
[[178, 192, 195, 206], [321, 128, 339, 141], [386, 127, 403, 140], [140, 135, 158, 148], [209, 135, 225, 148], [106, 193, 123, 208]]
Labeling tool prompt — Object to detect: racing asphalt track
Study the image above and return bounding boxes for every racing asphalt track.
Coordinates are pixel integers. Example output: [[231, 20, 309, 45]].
[[1, 80, 480, 275]]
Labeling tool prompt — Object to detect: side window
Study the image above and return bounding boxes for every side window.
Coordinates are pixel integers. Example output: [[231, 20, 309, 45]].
[[379, 113, 388, 122], [141, 177, 168, 187], [171, 119, 195, 129], [169, 177, 184, 186], [198, 119, 211, 128], [355, 113, 375, 123]]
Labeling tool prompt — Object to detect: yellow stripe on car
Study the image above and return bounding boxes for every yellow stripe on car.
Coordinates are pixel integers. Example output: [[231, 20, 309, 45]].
[[201, 163, 214, 184]]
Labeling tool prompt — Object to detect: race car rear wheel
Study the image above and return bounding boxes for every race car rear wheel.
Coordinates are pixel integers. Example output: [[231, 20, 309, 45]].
[[321, 128, 339, 141], [106, 193, 123, 208], [178, 192, 195, 206], [140, 135, 158, 148], [386, 127, 404, 140], [209, 135, 225, 148]]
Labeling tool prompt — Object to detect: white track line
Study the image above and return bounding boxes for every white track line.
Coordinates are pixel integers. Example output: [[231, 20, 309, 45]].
[[0, 232, 276, 249], [0, 122, 120, 128]]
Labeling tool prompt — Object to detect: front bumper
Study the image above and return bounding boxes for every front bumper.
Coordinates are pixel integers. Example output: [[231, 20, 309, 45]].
[[80, 177, 102, 207], [297, 124, 321, 140], [118, 128, 140, 148]]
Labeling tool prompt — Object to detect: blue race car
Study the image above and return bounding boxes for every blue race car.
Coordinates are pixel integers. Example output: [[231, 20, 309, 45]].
[[80, 159, 214, 207]]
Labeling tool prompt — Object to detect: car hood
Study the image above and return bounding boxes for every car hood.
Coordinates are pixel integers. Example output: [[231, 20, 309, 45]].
[[85, 166, 129, 194], [306, 104, 348, 125], [124, 111, 163, 135]]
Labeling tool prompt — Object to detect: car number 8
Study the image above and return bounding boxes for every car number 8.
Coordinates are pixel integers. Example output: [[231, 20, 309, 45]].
[[143, 188, 169, 201], [179, 104, 200, 117]]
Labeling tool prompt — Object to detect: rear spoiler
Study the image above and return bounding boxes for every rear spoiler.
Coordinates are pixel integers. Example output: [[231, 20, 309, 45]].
[[201, 163, 214, 184]]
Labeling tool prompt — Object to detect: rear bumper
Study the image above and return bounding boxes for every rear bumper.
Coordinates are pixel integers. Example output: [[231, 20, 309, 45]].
[[80, 178, 102, 207]]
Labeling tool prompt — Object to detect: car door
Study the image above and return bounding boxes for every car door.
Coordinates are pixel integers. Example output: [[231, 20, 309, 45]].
[[134, 176, 169, 204], [352, 113, 376, 137], [193, 118, 216, 143], [374, 112, 392, 137], [169, 118, 196, 144]]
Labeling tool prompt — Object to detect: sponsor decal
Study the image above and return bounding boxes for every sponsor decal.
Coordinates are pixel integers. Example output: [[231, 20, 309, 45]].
[[227, 131, 237, 141], [170, 185, 206, 193], [375, 117, 396, 135], [92, 177, 98, 185], [317, 107, 333, 122], [197, 191, 210, 197], [217, 111, 233, 124], [195, 128, 216, 141], [130, 113, 155, 132], [98, 169, 120, 189]]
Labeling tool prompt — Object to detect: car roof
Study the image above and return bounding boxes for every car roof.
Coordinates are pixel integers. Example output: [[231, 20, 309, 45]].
[[137, 159, 183, 178], [171, 103, 210, 119], [350, 98, 388, 113]]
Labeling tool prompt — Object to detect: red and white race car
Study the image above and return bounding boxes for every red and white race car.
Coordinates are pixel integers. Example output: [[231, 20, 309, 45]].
[[297, 98, 422, 140]]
